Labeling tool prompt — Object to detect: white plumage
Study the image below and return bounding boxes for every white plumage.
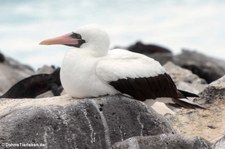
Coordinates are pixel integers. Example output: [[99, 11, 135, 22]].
[[60, 48, 165, 98], [96, 49, 165, 81], [39, 24, 204, 109], [57, 25, 165, 98]]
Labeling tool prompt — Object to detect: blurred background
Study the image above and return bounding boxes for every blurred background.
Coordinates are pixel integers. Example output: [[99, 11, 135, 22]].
[[0, 0, 224, 69]]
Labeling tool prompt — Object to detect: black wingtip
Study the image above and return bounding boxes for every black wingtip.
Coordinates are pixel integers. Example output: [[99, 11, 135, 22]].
[[173, 98, 207, 109], [178, 89, 199, 97]]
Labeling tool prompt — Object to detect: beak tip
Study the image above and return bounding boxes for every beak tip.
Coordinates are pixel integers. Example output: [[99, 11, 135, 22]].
[[39, 41, 48, 45]]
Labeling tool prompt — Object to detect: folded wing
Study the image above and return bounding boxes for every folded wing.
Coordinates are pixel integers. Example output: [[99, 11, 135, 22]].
[[96, 49, 178, 101]]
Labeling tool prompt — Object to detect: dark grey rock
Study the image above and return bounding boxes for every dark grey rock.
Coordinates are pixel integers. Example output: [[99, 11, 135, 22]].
[[127, 41, 173, 65], [0, 52, 5, 62], [173, 50, 225, 83], [0, 95, 175, 149], [148, 52, 173, 65], [112, 134, 212, 149], [114, 41, 173, 64], [127, 41, 171, 54]]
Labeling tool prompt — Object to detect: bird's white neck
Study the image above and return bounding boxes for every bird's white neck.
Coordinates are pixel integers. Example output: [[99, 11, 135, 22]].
[[80, 42, 109, 57]]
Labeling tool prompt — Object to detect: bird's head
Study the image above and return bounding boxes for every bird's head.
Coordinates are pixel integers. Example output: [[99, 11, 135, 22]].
[[40, 24, 110, 56]]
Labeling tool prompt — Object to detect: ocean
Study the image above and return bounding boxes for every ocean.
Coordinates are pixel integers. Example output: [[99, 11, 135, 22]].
[[0, 0, 224, 69]]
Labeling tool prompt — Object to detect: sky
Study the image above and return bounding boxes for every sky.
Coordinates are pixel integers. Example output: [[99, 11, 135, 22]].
[[0, 0, 224, 69]]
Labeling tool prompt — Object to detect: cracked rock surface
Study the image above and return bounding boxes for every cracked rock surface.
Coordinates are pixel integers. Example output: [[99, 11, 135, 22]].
[[0, 95, 175, 149]]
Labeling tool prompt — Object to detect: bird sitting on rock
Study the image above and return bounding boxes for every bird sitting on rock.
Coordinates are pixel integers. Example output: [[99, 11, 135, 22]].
[[40, 24, 204, 109]]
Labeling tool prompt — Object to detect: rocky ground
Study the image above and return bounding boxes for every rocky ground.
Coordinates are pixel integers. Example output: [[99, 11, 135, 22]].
[[0, 45, 225, 149], [170, 76, 225, 143]]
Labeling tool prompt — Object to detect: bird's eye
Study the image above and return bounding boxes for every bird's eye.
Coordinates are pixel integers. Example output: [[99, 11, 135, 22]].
[[76, 34, 81, 39]]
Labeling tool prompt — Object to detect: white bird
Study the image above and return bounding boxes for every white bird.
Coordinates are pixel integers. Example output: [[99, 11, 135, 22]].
[[40, 24, 204, 109]]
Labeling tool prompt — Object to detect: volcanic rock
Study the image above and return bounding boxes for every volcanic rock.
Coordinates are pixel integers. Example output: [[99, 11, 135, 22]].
[[115, 41, 173, 64], [0, 52, 5, 62], [0, 95, 175, 149], [127, 41, 171, 54], [173, 50, 225, 83]]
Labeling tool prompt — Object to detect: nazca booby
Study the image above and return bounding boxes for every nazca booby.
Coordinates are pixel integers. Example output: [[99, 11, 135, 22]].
[[40, 24, 204, 109]]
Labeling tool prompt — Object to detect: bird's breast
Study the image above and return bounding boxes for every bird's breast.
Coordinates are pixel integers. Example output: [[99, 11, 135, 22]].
[[60, 51, 117, 98]]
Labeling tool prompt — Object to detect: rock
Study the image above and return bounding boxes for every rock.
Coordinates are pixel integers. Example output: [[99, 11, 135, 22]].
[[172, 76, 225, 143], [5, 57, 34, 73], [36, 65, 57, 74], [0, 95, 175, 149], [112, 134, 211, 149], [0, 52, 62, 98], [145, 100, 176, 116], [162, 63, 225, 143], [164, 62, 207, 85], [1, 68, 62, 98], [127, 41, 171, 54], [164, 62, 207, 94], [128, 42, 173, 64], [0, 52, 5, 62], [0, 53, 34, 94], [173, 50, 225, 83], [115, 41, 173, 64], [149, 52, 173, 65], [195, 75, 225, 104], [212, 135, 225, 149], [0, 63, 34, 94]]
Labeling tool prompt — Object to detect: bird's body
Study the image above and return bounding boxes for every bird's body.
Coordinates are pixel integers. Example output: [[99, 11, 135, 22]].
[[61, 47, 171, 99], [40, 24, 204, 109]]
